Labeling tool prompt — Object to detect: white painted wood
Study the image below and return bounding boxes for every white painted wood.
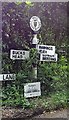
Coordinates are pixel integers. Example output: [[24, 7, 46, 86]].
[[30, 16, 41, 32], [24, 82, 41, 98], [0, 74, 16, 81], [40, 53, 58, 62], [37, 45, 55, 55], [10, 49, 29, 60]]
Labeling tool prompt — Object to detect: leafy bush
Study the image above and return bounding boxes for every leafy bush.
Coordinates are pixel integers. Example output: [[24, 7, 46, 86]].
[[38, 55, 67, 95], [2, 84, 33, 108]]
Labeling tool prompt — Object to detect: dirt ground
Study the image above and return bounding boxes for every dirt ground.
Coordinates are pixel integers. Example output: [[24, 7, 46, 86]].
[[1, 107, 68, 119], [34, 109, 68, 118]]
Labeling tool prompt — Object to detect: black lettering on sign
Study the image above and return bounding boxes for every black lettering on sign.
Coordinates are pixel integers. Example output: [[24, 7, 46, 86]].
[[39, 46, 53, 50], [3, 75, 5, 80], [6, 74, 10, 80], [16, 52, 19, 54], [13, 51, 15, 54], [3, 74, 14, 80], [51, 58, 55, 61], [20, 55, 23, 58], [12, 55, 17, 58], [9, 74, 13, 80], [17, 54, 22, 58], [51, 47, 53, 50], [39, 50, 42, 53], [20, 51, 22, 54], [23, 52, 25, 55], [17, 55, 20, 58], [29, 85, 36, 87]]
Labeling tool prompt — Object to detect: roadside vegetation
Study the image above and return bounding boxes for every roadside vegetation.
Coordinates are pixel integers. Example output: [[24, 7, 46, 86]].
[[2, 55, 67, 111], [1, 2, 68, 113]]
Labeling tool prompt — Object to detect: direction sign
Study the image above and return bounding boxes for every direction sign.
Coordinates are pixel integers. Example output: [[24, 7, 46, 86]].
[[40, 54, 58, 62], [24, 82, 41, 98], [37, 45, 55, 55], [0, 74, 16, 81], [30, 16, 41, 32], [10, 49, 29, 60]]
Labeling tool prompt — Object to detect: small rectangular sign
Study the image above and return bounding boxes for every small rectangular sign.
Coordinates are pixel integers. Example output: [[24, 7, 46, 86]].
[[10, 49, 29, 60], [40, 54, 58, 62], [0, 74, 16, 81], [37, 45, 55, 55], [24, 82, 41, 98]]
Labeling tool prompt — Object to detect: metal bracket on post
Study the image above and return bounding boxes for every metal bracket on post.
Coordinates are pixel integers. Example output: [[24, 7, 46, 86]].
[[32, 34, 39, 45]]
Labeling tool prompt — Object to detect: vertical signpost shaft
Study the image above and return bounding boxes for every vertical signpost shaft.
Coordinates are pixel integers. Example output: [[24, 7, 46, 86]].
[[32, 34, 38, 79], [30, 16, 41, 79]]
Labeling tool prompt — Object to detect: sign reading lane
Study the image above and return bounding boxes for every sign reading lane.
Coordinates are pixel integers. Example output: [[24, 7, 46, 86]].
[[40, 54, 58, 62], [24, 82, 41, 98], [10, 50, 29, 60], [37, 45, 55, 55], [0, 74, 16, 81]]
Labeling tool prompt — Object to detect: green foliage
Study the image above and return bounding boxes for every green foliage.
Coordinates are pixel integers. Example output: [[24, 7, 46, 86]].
[[38, 55, 67, 95], [15, 2, 22, 5], [2, 55, 67, 110], [2, 85, 33, 108], [50, 91, 67, 109], [25, 1, 34, 7], [41, 91, 67, 110], [21, 90, 67, 110]]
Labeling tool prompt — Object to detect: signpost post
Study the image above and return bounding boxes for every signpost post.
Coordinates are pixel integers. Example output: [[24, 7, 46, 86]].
[[8, 16, 58, 98], [30, 16, 41, 79], [28, 16, 58, 98]]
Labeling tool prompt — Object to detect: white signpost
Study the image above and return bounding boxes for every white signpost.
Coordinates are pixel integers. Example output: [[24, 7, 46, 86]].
[[0, 74, 16, 81], [24, 82, 41, 98], [30, 16, 41, 80], [10, 49, 29, 60], [40, 54, 58, 62], [37, 45, 55, 55], [5, 16, 58, 99]]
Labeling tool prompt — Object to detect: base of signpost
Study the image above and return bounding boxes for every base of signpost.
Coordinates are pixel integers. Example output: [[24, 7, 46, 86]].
[[33, 67, 37, 79]]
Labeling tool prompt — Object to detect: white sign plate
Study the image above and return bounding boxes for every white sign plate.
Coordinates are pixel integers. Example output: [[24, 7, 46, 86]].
[[37, 45, 55, 55], [40, 54, 58, 62], [0, 74, 16, 81], [10, 50, 29, 60], [30, 16, 41, 32], [24, 82, 41, 98]]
